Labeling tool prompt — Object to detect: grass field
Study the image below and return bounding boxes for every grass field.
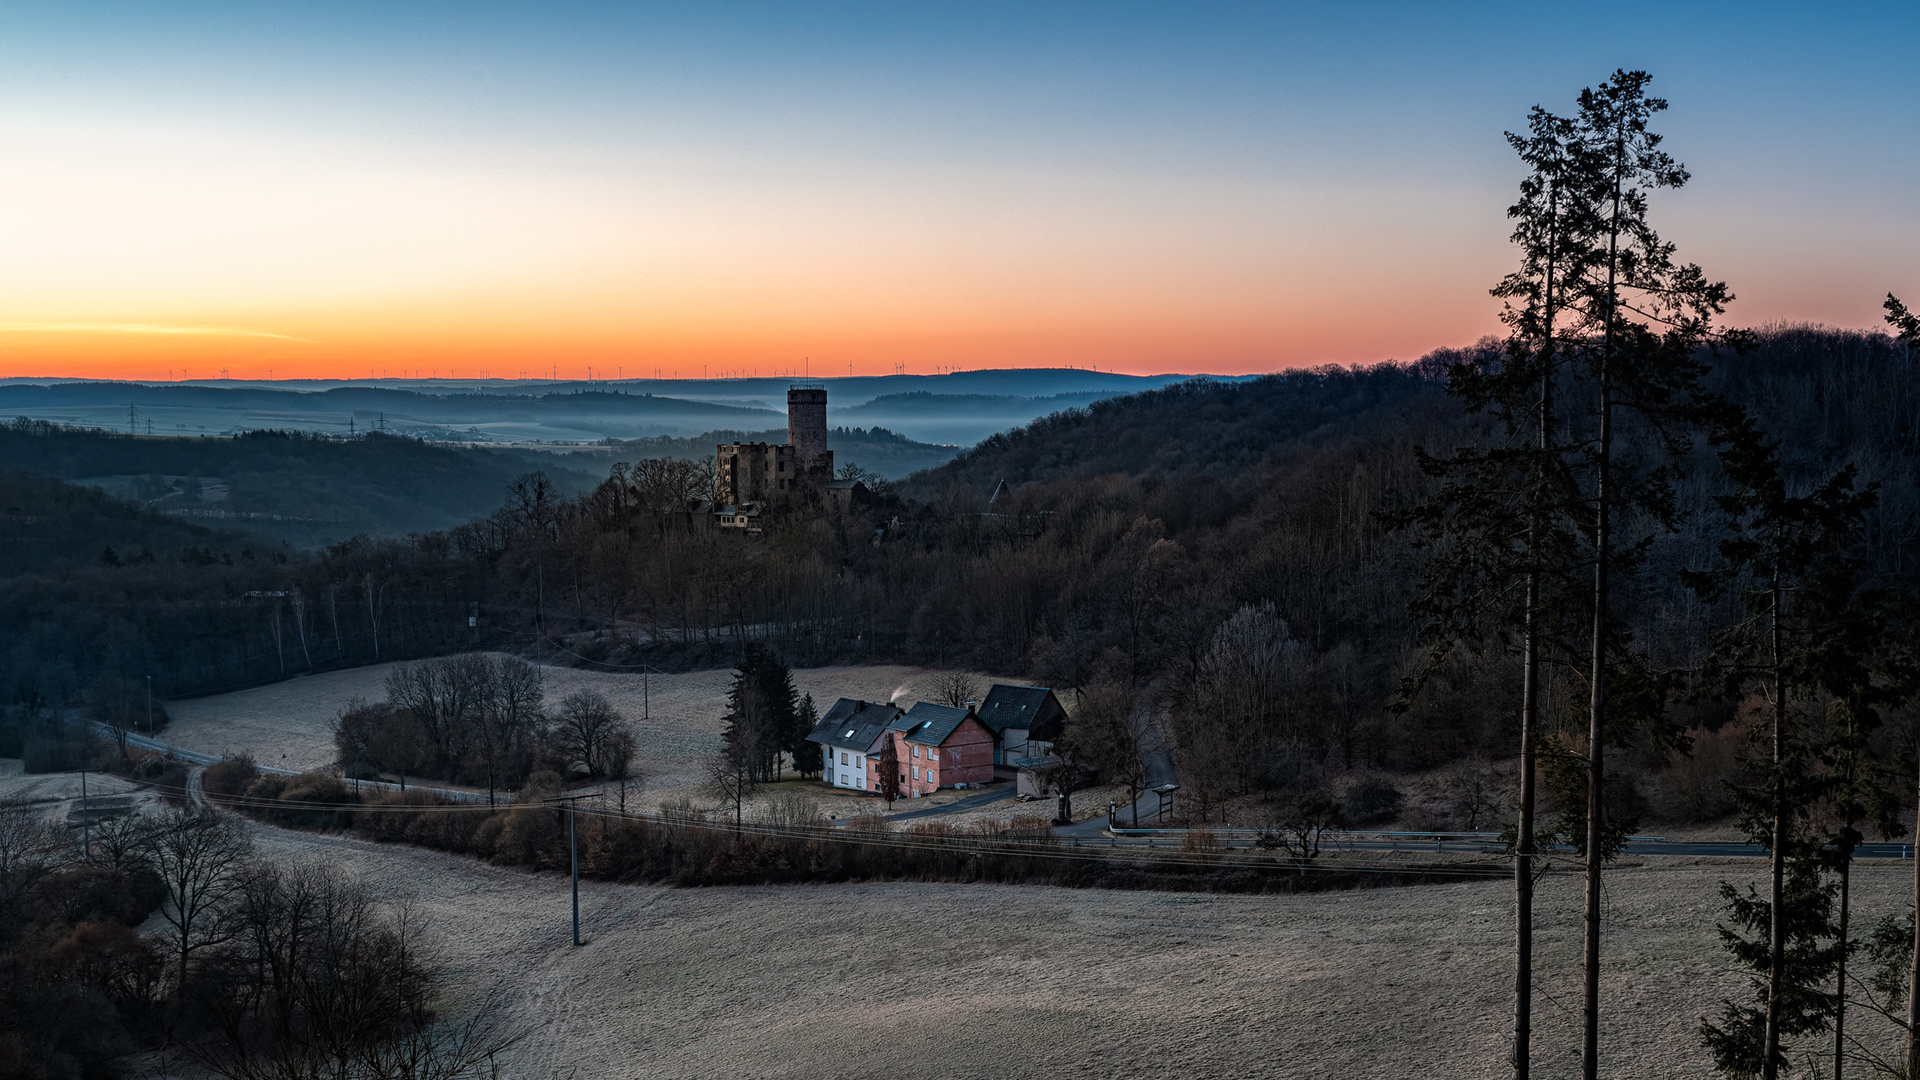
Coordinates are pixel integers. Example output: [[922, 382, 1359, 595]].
[[218, 817, 1904, 1080], [161, 658, 1029, 812], [121, 662, 1920, 1076]]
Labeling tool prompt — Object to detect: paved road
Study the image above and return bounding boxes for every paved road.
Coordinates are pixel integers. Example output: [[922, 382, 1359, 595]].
[[101, 724, 491, 804], [1079, 826, 1918, 860], [879, 784, 1017, 822]]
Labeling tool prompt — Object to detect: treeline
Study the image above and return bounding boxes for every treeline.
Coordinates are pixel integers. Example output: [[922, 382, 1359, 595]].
[[6, 324, 1919, 782]]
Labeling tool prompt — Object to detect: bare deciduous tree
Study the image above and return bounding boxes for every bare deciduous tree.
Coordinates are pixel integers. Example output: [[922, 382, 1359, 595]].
[[936, 671, 978, 710], [145, 807, 252, 1001], [0, 798, 63, 939], [706, 729, 761, 829], [1063, 680, 1157, 826], [552, 690, 630, 781]]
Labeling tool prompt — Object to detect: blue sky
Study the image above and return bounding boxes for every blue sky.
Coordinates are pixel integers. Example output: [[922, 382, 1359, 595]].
[[1, 2, 1913, 377]]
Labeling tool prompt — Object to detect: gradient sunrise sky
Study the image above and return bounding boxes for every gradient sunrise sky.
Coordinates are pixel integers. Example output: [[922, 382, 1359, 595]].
[[2, 2, 1914, 381]]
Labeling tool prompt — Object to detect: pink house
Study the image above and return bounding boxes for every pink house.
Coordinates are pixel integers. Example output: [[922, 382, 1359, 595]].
[[892, 702, 996, 797]]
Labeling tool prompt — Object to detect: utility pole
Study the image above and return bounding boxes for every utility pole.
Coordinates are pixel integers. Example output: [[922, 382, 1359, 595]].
[[544, 792, 601, 946], [128, 402, 136, 435], [76, 767, 100, 861]]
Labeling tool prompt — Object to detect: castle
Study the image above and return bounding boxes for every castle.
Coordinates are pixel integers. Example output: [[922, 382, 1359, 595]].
[[712, 385, 839, 531]]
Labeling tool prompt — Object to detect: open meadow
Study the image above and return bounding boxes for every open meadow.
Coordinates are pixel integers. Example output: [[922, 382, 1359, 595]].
[[176, 816, 1905, 1079], [161, 659, 1032, 812], [119, 665, 1911, 1075]]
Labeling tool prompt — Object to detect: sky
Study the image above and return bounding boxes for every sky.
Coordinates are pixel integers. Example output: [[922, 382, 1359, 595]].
[[1, 2, 1914, 381]]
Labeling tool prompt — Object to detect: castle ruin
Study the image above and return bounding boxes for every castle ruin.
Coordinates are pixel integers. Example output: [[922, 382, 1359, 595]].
[[713, 385, 835, 527]]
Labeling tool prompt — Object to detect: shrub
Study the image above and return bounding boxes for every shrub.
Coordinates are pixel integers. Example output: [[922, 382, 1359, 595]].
[[1343, 777, 1404, 826], [202, 757, 259, 802], [492, 806, 562, 868], [243, 773, 289, 803]]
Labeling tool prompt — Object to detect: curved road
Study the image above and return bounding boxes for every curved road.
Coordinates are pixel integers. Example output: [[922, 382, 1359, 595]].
[[101, 724, 491, 804]]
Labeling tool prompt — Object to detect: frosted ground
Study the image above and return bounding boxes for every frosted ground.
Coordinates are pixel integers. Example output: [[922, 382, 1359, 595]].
[[222, 824, 1918, 1078], [17, 669, 1917, 1077], [160, 658, 1056, 814]]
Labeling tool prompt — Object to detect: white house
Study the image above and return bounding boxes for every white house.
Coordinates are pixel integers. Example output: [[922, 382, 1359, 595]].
[[804, 698, 903, 792]]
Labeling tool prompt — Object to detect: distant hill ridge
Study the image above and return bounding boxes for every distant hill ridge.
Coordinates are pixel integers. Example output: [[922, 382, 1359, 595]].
[[903, 366, 1449, 494]]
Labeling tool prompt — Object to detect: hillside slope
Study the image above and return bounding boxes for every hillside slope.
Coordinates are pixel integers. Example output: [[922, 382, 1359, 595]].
[[902, 362, 1450, 495], [0, 423, 602, 546]]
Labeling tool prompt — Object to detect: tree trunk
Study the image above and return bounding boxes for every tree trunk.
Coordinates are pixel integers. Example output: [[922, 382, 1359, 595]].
[[1516, 565, 1539, 1079], [1764, 573, 1786, 1080], [1906, 744, 1920, 1079], [1516, 196, 1557, 1080], [1583, 127, 1626, 1080], [1834, 852, 1850, 1080], [1582, 372, 1610, 1080]]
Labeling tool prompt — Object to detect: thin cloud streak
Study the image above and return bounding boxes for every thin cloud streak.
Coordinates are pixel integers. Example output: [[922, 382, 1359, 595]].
[[0, 322, 313, 342]]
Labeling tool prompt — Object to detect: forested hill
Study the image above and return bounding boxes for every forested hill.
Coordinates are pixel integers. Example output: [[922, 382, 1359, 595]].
[[901, 359, 1454, 495], [907, 327, 1920, 513], [0, 470, 263, 573], [0, 423, 602, 546]]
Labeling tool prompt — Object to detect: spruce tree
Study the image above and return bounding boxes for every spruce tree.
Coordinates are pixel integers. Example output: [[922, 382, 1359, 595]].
[[1554, 70, 1743, 1079], [1397, 99, 1592, 1080], [1402, 69, 1739, 1079], [722, 644, 798, 784], [1689, 421, 1878, 1077], [1881, 292, 1920, 1078]]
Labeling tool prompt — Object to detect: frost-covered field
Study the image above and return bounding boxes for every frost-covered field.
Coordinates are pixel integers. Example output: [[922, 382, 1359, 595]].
[[161, 659, 1019, 808], [235, 820, 1897, 1080], [10, 754, 1909, 1078]]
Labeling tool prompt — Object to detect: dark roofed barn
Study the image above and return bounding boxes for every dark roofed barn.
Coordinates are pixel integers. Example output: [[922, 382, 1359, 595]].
[[977, 684, 1067, 765]]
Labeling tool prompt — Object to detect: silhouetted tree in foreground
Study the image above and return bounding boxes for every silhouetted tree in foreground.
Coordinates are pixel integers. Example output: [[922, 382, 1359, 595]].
[[1690, 418, 1879, 1078]]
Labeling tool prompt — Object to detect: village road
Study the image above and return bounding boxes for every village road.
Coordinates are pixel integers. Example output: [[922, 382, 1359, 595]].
[[884, 784, 1016, 821]]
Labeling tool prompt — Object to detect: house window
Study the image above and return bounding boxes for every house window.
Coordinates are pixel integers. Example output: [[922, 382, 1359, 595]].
[[911, 745, 919, 758], [912, 767, 920, 781], [929, 749, 938, 761], [840, 752, 848, 765]]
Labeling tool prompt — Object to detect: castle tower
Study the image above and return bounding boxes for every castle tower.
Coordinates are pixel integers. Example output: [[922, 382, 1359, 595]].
[[787, 385, 831, 479]]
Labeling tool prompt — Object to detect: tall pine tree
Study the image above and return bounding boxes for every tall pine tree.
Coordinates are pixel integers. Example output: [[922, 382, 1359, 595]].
[[1554, 71, 1742, 1079], [1397, 99, 1594, 1080], [1690, 420, 1878, 1078]]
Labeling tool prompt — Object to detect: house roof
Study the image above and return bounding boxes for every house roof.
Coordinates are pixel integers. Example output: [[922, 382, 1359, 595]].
[[805, 698, 901, 753], [977, 684, 1066, 739], [900, 701, 985, 746]]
